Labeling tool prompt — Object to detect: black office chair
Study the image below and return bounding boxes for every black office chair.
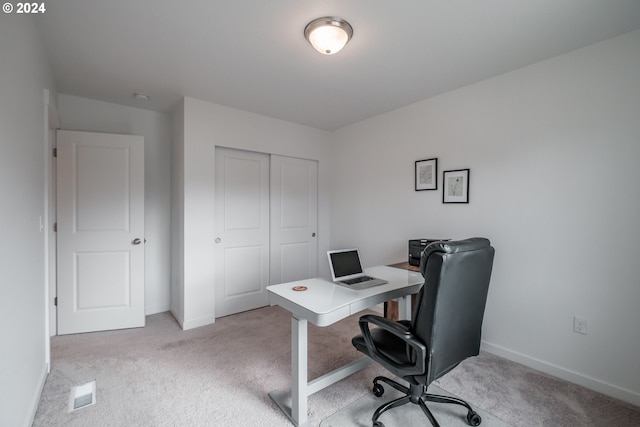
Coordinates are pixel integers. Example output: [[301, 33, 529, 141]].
[[352, 238, 495, 427]]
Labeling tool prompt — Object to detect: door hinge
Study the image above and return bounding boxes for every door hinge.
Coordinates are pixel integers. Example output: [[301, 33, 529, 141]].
[[53, 222, 57, 232], [54, 297, 57, 306], [53, 148, 57, 157]]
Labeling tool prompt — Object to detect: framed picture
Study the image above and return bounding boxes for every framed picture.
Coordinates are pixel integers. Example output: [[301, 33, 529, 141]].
[[443, 169, 470, 203], [415, 158, 438, 191]]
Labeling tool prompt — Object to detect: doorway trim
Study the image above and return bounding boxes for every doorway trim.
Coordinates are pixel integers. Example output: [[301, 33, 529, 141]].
[[44, 90, 59, 359]]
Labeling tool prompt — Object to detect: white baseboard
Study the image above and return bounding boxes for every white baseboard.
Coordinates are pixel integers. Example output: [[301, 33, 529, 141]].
[[481, 341, 640, 408], [145, 304, 171, 315], [181, 314, 216, 331], [24, 362, 49, 427], [169, 309, 184, 329]]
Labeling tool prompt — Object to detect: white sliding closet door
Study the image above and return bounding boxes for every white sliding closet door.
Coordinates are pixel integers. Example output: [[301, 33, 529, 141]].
[[214, 148, 270, 317], [270, 155, 318, 284], [214, 149, 318, 318]]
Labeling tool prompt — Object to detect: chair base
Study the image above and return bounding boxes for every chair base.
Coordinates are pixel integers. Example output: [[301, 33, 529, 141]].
[[371, 376, 482, 427]]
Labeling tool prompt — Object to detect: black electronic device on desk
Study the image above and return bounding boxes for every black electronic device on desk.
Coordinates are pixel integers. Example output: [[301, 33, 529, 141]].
[[408, 239, 449, 266]]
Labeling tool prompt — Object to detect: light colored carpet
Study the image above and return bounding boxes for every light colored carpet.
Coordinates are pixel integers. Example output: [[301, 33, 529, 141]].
[[322, 383, 510, 427], [34, 307, 393, 427], [433, 352, 640, 426], [34, 308, 640, 427]]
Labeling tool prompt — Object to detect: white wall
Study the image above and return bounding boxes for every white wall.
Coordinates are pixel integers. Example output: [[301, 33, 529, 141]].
[[171, 100, 185, 325], [0, 15, 56, 427], [172, 97, 331, 329], [57, 95, 172, 315], [331, 29, 640, 405]]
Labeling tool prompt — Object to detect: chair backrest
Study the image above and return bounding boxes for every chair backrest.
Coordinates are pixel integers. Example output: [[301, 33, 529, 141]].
[[413, 237, 495, 385]]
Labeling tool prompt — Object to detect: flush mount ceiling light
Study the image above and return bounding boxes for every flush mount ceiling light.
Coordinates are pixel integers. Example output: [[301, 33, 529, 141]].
[[304, 16, 353, 55], [133, 92, 150, 101]]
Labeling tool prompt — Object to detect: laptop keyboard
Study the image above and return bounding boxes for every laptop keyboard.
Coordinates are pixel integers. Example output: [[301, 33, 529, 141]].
[[343, 276, 372, 285]]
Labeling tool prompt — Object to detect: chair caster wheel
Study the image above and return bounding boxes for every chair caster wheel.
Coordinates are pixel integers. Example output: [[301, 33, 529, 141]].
[[467, 411, 481, 426], [373, 421, 385, 427], [372, 383, 384, 397]]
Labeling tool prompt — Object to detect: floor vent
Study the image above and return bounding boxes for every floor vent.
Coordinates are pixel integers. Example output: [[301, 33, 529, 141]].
[[68, 380, 96, 412]]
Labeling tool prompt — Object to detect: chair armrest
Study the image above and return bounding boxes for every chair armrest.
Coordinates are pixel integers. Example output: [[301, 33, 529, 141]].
[[358, 314, 427, 377], [359, 314, 412, 336]]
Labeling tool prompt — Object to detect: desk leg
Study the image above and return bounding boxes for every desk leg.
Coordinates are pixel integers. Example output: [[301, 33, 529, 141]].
[[397, 295, 412, 320], [268, 315, 371, 426], [269, 316, 309, 426], [291, 316, 307, 426]]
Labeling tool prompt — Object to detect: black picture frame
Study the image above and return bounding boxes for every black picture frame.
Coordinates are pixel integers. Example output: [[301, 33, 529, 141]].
[[443, 169, 470, 203], [415, 158, 438, 191]]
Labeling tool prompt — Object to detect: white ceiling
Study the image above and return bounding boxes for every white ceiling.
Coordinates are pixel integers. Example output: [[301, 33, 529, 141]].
[[35, 0, 640, 131]]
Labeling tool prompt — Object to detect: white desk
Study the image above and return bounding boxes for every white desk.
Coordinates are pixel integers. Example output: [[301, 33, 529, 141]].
[[267, 265, 424, 427]]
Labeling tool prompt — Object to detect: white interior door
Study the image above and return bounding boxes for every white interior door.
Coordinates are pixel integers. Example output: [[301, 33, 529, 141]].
[[270, 155, 318, 284], [56, 130, 144, 335], [214, 147, 270, 317]]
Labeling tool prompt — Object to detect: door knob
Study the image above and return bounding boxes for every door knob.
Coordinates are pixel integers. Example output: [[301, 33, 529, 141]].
[[132, 238, 142, 245], [215, 237, 222, 243], [312, 233, 316, 237]]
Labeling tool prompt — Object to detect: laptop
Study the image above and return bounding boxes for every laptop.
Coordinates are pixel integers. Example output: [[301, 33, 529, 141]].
[[327, 249, 388, 289]]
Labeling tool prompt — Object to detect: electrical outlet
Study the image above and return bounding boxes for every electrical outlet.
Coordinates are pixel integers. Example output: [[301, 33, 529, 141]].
[[573, 316, 587, 335]]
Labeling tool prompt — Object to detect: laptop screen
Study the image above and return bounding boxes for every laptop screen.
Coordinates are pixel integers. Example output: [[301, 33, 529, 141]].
[[328, 249, 363, 280]]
